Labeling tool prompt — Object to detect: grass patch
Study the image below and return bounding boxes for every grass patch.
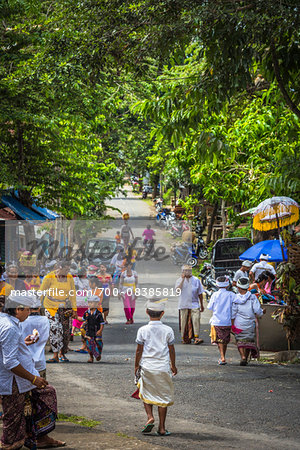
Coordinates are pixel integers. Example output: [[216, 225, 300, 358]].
[[116, 432, 135, 440], [258, 357, 275, 364], [58, 413, 101, 428], [142, 197, 154, 207]]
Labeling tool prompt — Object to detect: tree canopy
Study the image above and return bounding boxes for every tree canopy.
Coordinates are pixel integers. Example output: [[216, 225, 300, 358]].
[[1, 0, 299, 219]]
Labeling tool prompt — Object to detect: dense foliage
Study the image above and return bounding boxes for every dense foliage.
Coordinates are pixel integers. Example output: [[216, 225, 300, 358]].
[[1, 0, 299, 219]]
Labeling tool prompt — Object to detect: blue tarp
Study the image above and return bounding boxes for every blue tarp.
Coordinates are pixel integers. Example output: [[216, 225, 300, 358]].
[[13, 191, 59, 220], [0, 194, 58, 222], [31, 203, 59, 220], [239, 239, 288, 262]]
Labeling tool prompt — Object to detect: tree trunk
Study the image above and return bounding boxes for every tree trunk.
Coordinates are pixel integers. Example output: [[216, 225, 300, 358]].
[[150, 174, 159, 199], [53, 218, 62, 258], [221, 199, 227, 238], [206, 202, 218, 245], [68, 219, 75, 250], [23, 223, 36, 251]]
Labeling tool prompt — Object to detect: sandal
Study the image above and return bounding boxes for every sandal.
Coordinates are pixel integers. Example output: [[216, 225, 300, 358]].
[[218, 359, 227, 365], [59, 357, 69, 363], [74, 349, 88, 354], [142, 423, 154, 433], [46, 358, 59, 364], [156, 430, 171, 436], [240, 359, 247, 366]]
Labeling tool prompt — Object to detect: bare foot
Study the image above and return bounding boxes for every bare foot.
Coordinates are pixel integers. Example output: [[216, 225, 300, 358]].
[[87, 357, 93, 363], [37, 435, 66, 448], [146, 417, 154, 425], [96, 356, 101, 361]]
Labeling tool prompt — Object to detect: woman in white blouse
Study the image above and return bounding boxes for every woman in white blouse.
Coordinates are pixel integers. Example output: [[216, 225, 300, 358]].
[[119, 263, 138, 324], [232, 277, 265, 366]]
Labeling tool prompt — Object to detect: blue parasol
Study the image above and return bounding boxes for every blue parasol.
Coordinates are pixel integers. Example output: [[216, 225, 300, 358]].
[[239, 239, 288, 262]]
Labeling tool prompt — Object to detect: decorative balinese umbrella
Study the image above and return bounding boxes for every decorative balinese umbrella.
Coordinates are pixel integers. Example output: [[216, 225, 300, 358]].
[[252, 196, 299, 260]]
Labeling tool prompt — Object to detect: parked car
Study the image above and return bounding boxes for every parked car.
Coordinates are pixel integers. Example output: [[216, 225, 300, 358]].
[[199, 237, 252, 300], [210, 237, 252, 279], [85, 238, 117, 270]]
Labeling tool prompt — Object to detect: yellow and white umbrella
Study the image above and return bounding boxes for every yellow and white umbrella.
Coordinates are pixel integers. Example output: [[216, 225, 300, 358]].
[[252, 196, 299, 232], [252, 196, 299, 261]]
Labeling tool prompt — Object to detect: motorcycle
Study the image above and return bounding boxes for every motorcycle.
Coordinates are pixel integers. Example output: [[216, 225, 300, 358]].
[[156, 208, 171, 227], [199, 265, 236, 300], [161, 211, 176, 229], [154, 198, 163, 212], [170, 220, 190, 238], [171, 242, 198, 267], [199, 262, 211, 287], [194, 233, 208, 259]]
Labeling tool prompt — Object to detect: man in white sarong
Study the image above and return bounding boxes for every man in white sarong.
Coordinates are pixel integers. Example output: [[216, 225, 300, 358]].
[[134, 299, 177, 436]]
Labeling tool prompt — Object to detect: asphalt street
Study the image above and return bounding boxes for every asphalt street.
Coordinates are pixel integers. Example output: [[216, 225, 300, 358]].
[[46, 191, 300, 449]]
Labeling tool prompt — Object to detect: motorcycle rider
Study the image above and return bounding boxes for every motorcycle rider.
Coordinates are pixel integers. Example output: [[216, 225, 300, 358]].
[[232, 260, 252, 286], [142, 224, 156, 245]]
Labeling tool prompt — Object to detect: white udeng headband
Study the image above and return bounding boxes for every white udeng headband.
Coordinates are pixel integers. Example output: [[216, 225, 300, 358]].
[[216, 281, 229, 287], [216, 278, 229, 288]]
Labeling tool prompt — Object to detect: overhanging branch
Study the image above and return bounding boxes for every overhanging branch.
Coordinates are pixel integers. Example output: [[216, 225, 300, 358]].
[[270, 42, 300, 119]]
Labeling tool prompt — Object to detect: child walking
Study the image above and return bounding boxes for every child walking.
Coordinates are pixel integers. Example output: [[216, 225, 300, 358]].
[[134, 299, 177, 436], [81, 297, 105, 363]]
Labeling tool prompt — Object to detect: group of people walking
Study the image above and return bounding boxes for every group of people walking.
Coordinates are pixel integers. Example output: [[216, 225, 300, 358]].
[[175, 263, 266, 366], [0, 291, 65, 449]]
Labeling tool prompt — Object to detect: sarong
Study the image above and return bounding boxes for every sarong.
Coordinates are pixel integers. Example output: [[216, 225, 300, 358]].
[[179, 309, 193, 343], [1, 381, 57, 450], [235, 322, 259, 359], [212, 326, 231, 344], [45, 309, 70, 354], [137, 368, 174, 408], [85, 337, 103, 359]]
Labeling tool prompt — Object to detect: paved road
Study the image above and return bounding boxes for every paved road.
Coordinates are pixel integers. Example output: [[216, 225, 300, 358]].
[[47, 192, 300, 449]]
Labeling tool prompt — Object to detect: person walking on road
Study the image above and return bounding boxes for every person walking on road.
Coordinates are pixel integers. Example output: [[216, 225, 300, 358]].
[[207, 276, 235, 365], [119, 263, 138, 324], [20, 297, 50, 379], [232, 277, 265, 366], [175, 265, 205, 344], [134, 299, 177, 436], [121, 219, 134, 250], [110, 246, 125, 286], [232, 260, 252, 286], [41, 262, 77, 363], [97, 264, 112, 323], [0, 292, 65, 449], [81, 297, 105, 363]]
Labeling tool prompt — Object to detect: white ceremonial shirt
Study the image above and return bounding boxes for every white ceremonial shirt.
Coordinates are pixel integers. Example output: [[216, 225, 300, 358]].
[[207, 288, 236, 326], [0, 313, 39, 395], [233, 269, 249, 283], [232, 291, 264, 329], [250, 261, 276, 280], [136, 321, 175, 372], [175, 276, 204, 310], [20, 314, 50, 372]]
